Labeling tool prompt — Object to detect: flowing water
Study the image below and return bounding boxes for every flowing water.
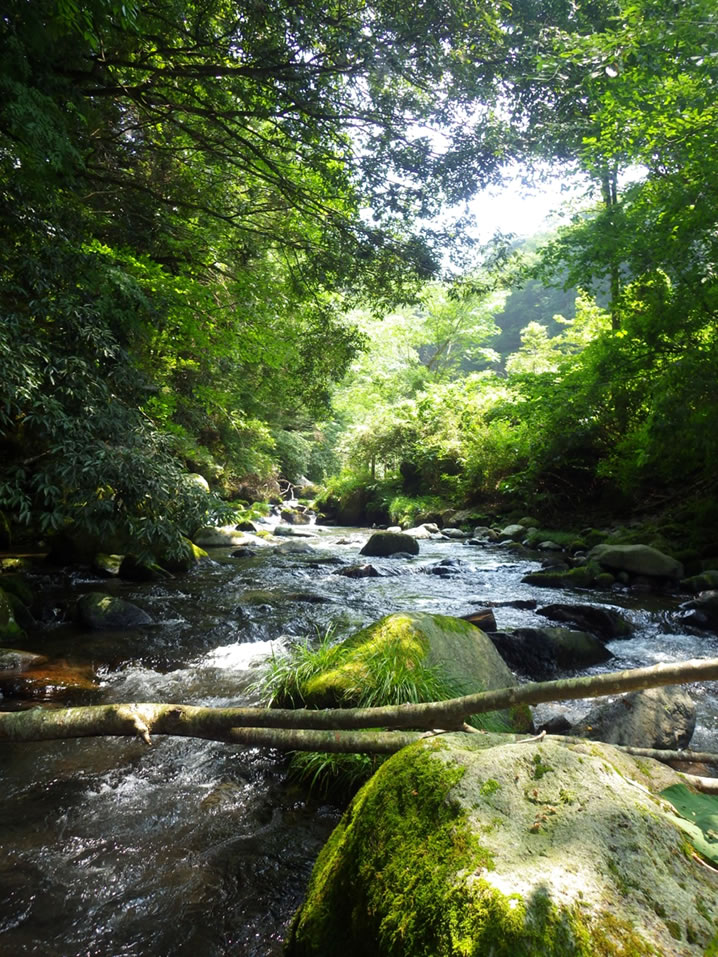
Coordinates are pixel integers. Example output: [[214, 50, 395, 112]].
[[2, 521, 717, 955]]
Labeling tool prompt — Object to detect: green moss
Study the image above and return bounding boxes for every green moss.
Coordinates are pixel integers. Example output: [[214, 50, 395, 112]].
[[532, 752, 553, 779], [479, 778, 501, 797], [664, 919, 681, 940], [287, 742, 661, 957]]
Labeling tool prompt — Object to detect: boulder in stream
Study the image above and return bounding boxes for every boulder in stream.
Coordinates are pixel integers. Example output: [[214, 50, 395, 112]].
[[333, 564, 380, 579], [536, 602, 633, 640], [488, 626, 612, 679], [588, 543, 684, 581], [77, 592, 154, 630], [681, 569, 718, 593], [569, 686, 696, 750], [274, 611, 532, 733], [360, 531, 419, 557], [675, 589, 718, 631], [286, 735, 717, 957]]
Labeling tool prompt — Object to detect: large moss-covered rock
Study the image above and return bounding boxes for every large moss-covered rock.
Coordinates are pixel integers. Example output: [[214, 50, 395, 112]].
[[292, 612, 532, 732], [77, 592, 153, 630], [521, 563, 604, 590], [589, 543, 684, 580], [287, 735, 718, 957], [360, 531, 419, 557]]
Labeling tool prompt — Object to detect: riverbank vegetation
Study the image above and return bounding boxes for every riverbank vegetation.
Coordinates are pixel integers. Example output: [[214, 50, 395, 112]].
[[1, 0, 717, 558]]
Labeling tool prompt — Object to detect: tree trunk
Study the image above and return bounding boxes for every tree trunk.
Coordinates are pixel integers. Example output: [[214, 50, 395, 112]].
[[1, 658, 718, 742]]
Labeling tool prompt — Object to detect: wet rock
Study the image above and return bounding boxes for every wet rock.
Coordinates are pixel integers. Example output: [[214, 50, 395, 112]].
[[441, 527, 468, 540], [488, 626, 612, 679], [231, 546, 259, 558], [235, 520, 258, 532], [521, 562, 603, 590], [0, 661, 100, 701], [588, 543, 683, 581], [333, 564, 381, 579], [0, 648, 48, 671], [118, 556, 173, 582], [92, 553, 123, 577], [570, 686, 696, 750], [681, 569, 718, 593], [461, 609, 497, 632], [287, 736, 715, 957], [536, 540, 563, 551], [675, 589, 718, 630], [360, 531, 419, 557], [194, 524, 256, 547], [272, 525, 317, 538], [77, 592, 154, 629], [280, 508, 312, 525], [498, 523, 525, 541], [536, 603, 633, 640], [158, 538, 209, 573]]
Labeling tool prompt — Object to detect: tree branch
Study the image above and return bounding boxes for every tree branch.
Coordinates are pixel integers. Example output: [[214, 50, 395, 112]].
[[2, 658, 718, 743]]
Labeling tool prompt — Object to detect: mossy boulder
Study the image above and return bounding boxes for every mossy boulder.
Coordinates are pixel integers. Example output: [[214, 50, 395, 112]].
[[288, 612, 532, 733], [360, 531, 419, 557], [286, 735, 718, 956], [521, 562, 604, 590], [118, 555, 173, 582], [77, 592, 154, 630], [681, 570, 718, 593], [157, 537, 209, 573], [589, 543, 684, 581]]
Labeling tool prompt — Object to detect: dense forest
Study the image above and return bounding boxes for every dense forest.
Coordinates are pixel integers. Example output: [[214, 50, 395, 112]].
[[2, 0, 717, 552]]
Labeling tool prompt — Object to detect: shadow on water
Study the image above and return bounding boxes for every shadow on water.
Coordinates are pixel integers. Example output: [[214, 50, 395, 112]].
[[1, 526, 716, 954]]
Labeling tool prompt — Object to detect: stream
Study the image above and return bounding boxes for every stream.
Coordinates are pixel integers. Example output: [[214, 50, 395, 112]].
[[1, 521, 718, 955]]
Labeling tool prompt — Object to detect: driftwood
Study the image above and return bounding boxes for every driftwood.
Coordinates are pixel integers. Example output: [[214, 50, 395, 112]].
[[2, 658, 718, 790], [2, 657, 718, 744]]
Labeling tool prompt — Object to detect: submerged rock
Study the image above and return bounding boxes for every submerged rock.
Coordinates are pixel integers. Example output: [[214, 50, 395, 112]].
[[333, 564, 380, 579], [569, 687, 696, 750], [287, 735, 717, 957], [360, 531, 419, 557]]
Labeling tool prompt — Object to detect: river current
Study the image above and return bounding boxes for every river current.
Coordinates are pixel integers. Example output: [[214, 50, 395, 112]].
[[1, 522, 717, 955]]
